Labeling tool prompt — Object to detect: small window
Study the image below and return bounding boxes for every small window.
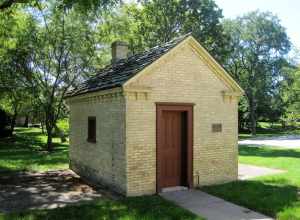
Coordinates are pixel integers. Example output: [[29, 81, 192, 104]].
[[87, 116, 96, 143], [212, 123, 222, 133]]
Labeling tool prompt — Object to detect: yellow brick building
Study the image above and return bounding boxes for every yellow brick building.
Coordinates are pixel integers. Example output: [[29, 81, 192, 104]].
[[66, 34, 244, 196]]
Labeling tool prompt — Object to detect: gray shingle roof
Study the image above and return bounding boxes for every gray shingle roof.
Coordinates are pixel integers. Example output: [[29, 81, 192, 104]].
[[66, 33, 191, 98]]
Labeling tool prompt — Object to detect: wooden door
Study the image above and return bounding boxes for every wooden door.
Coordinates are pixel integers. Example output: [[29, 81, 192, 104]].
[[160, 111, 183, 188], [157, 103, 193, 193]]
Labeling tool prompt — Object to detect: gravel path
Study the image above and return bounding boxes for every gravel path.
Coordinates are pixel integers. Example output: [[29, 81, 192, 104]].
[[239, 135, 300, 148]]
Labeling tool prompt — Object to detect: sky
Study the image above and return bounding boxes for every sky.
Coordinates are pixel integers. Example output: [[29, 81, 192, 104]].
[[214, 0, 300, 49]]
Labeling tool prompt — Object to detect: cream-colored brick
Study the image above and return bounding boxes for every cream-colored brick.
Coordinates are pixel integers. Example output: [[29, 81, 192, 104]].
[[68, 93, 127, 194]]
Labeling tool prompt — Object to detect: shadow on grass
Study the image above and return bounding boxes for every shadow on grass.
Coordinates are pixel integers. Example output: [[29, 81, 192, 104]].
[[256, 126, 299, 135], [239, 126, 300, 140], [0, 128, 68, 172], [239, 146, 300, 158], [0, 196, 201, 220], [202, 180, 299, 218]]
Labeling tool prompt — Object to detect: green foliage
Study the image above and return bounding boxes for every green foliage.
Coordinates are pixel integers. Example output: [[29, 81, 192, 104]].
[[63, 0, 120, 13], [96, 4, 142, 61], [280, 67, 300, 127], [0, 0, 119, 150], [20, 1, 108, 150], [203, 146, 300, 219], [0, 8, 37, 131], [57, 118, 69, 135], [0, 0, 118, 11], [224, 11, 291, 134], [97, 0, 229, 61], [0, 0, 37, 10]]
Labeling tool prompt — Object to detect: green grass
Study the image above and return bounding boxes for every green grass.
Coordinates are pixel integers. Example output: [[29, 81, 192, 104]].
[[202, 146, 300, 220], [0, 196, 202, 220], [0, 128, 203, 220], [0, 127, 69, 172]]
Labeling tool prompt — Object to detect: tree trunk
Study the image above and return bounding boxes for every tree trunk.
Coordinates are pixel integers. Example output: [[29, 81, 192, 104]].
[[46, 113, 54, 151], [41, 120, 45, 134], [23, 115, 29, 127], [281, 121, 286, 129], [46, 125, 53, 152], [45, 107, 54, 151], [249, 95, 257, 136], [10, 113, 17, 135]]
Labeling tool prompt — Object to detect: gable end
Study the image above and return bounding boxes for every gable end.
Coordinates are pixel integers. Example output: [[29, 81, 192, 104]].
[[123, 36, 244, 96]]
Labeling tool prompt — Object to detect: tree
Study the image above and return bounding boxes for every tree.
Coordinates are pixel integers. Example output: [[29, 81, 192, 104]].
[[0, 8, 36, 133], [280, 65, 300, 127], [0, 0, 118, 150], [97, 0, 230, 62], [0, 0, 119, 11], [25, 1, 101, 151], [223, 11, 291, 135]]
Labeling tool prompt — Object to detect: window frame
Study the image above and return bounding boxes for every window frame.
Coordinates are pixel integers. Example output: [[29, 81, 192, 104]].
[[87, 116, 97, 143]]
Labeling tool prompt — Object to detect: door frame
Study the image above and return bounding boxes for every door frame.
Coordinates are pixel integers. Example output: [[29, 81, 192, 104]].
[[156, 102, 194, 193]]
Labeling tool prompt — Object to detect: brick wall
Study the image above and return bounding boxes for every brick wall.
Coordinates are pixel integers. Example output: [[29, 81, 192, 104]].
[[68, 90, 127, 194], [124, 42, 239, 196]]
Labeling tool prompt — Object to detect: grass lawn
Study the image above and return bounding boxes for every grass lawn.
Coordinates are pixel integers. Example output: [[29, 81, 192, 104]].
[[0, 196, 202, 220], [0, 127, 69, 172], [202, 146, 300, 220], [0, 128, 203, 220]]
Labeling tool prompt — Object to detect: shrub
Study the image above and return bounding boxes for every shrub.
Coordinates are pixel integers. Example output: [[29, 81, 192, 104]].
[[57, 118, 69, 135]]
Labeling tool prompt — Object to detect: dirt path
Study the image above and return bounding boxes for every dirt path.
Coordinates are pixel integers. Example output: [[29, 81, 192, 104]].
[[0, 169, 114, 213]]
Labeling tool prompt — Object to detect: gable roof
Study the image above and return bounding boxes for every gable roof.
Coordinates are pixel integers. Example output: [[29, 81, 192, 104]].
[[66, 33, 244, 98], [66, 34, 191, 98]]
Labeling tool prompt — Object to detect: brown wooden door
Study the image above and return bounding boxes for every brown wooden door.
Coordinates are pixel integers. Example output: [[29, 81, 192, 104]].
[[157, 103, 193, 193], [159, 111, 183, 188]]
